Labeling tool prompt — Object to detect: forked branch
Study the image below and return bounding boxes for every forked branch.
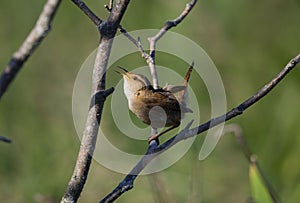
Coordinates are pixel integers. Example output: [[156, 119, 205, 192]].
[[119, 0, 198, 89], [61, 1, 130, 202]]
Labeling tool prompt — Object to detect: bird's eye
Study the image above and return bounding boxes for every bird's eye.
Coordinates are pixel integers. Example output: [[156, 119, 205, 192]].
[[133, 76, 137, 80]]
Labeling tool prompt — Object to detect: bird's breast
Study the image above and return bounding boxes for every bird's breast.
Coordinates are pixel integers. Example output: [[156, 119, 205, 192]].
[[129, 90, 181, 128]]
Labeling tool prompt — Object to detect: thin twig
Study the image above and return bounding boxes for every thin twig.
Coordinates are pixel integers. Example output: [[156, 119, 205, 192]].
[[61, 1, 130, 203], [118, 0, 197, 147], [104, 0, 114, 12], [118, 26, 155, 81], [0, 0, 61, 100], [221, 124, 252, 161], [71, 0, 103, 26], [148, 0, 197, 88], [99, 53, 300, 202], [0, 135, 12, 143], [118, 26, 149, 59], [117, 0, 197, 89]]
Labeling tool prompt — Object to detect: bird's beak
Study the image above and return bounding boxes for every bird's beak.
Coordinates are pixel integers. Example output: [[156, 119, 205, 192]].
[[115, 66, 129, 78]]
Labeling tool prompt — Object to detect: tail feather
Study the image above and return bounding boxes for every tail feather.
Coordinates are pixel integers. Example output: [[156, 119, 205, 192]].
[[177, 61, 194, 108], [183, 61, 194, 86]]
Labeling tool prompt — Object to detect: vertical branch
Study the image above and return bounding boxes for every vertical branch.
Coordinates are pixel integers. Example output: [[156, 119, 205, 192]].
[[104, 0, 114, 12], [61, 0, 130, 202], [145, 0, 197, 143], [99, 1, 198, 201], [0, 0, 61, 99], [147, 0, 197, 88]]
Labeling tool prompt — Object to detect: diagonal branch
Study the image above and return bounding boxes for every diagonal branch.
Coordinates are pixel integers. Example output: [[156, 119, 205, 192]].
[[0, 0, 62, 100], [99, 53, 300, 202], [156, 53, 300, 152], [71, 0, 103, 26]]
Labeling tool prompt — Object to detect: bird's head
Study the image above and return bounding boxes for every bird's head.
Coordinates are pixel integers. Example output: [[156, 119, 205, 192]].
[[116, 66, 151, 99]]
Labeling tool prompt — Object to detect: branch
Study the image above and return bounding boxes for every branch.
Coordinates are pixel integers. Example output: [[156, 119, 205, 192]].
[[148, 0, 197, 88], [0, 0, 61, 100], [157, 53, 300, 152], [222, 124, 252, 161], [61, 1, 130, 202], [71, 0, 103, 26], [118, 0, 197, 147], [118, 26, 149, 59], [104, 0, 114, 12], [99, 53, 300, 202], [118, 0, 197, 89]]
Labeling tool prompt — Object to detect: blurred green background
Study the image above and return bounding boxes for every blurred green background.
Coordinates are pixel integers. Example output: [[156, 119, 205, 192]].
[[1, 0, 300, 202]]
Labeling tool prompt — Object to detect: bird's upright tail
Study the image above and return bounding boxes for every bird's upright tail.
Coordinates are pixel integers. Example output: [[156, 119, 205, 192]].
[[183, 61, 194, 86], [177, 61, 194, 113]]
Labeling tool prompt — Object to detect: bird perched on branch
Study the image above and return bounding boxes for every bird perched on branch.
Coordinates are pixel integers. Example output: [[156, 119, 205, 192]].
[[116, 63, 193, 143]]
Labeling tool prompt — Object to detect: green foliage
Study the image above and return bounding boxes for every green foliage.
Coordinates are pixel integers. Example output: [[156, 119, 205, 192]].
[[249, 163, 273, 203]]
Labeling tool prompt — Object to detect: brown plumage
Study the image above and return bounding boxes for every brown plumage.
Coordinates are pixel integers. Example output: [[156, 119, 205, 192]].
[[116, 63, 193, 142], [132, 86, 181, 128]]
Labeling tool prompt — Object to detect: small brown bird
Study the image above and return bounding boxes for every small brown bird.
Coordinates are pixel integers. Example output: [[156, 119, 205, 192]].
[[116, 63, 193, 143]]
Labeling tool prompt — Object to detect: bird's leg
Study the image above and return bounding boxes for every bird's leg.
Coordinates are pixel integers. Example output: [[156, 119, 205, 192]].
[[148, 123, 180, 143]]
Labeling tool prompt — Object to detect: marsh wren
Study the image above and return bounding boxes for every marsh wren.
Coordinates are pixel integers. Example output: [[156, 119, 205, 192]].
[[116, 63, 193, 143]]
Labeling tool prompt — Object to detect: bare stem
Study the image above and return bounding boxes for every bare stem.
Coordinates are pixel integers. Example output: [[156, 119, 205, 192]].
[[221, 124, 252, 161], [148, 0, 197, 88], [118, 0, 197, 89], [61, 0, 130, 202], [99, 53, 300, 202], [0, 0, 61, 100], [118, 0, 197, 144], [104, 0, 114, 12], [71, 0, 103, 26]]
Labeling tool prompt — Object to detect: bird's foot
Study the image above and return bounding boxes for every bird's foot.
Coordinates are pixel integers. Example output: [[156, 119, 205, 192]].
[[148, 134, 160, 145]]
